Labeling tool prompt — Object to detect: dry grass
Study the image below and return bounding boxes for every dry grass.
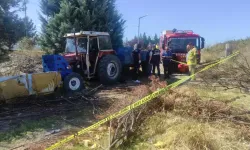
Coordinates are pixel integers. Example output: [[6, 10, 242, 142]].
[[0, 50, 44, 76], [201, 38, 250, 63], [131, 113, 250, 150], [118, 84, 250, 150], [199, 38, 250, 94]]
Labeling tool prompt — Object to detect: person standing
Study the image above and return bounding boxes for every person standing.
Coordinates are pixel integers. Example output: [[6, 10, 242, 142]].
[[186, 42, 197, 81], [162, 46, 173, 79], [146, 44, 153, 77], [132, 43, 142, 83], [151, 44, 161, 77]]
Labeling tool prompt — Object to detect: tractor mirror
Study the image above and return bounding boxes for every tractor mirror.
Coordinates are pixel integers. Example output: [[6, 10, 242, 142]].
[[201, 37, 205, 49]]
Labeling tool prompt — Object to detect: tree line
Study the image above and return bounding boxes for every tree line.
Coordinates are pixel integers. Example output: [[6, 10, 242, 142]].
[[124, 33, 159, 49], [1, 0, 159, 54]]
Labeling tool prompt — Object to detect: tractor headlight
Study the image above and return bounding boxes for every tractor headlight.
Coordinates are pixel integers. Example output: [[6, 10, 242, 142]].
[[67, 65, 72, 69]]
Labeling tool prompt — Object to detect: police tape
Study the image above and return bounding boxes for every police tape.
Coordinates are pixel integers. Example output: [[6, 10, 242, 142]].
[[46, 51, 240, 150]]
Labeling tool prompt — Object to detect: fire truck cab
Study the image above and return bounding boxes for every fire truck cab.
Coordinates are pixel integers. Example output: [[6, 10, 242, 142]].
[[160, 29, 205, 72]]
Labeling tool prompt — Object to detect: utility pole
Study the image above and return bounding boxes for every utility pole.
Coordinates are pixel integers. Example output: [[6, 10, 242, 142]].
[[137, 15, 148, 44], [23, 0, 28, 37], [46, 0, 49, 21]]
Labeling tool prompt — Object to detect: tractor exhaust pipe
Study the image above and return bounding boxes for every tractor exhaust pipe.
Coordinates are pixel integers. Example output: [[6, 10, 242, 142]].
[[73, 28, 79, 57]]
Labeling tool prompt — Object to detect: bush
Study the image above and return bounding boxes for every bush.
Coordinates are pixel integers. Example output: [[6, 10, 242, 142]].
[[18, 37, 35, 50]]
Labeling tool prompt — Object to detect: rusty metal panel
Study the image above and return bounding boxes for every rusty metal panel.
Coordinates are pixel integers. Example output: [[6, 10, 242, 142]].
[[0, 72, 62, 102]]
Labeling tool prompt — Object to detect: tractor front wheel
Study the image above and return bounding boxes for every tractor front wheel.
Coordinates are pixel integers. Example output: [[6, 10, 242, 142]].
[[98, 55, 122, 85], [63, 73, 84, 92]]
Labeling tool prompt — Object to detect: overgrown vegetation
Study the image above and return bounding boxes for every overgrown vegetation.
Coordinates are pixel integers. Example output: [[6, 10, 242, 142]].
[[200, 38, 250, 93], [18, 37, 36, 50], [116, 85, 250, 150]]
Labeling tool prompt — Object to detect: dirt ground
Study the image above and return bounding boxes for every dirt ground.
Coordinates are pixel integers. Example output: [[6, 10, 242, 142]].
[[0, 78, 150, 150]]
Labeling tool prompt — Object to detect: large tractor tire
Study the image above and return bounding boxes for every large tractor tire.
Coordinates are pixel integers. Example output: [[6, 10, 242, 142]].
[[63, 73, 84, 92], [98, 55, 122, 85]]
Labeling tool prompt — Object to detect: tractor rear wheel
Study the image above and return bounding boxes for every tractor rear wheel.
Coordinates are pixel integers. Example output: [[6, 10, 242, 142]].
[[98, 55, 122, 85], [63, 73, 84, 92]]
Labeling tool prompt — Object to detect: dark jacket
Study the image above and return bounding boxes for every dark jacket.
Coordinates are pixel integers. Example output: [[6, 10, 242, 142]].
[[162, 50, 173, 66], [146, 50, 152, 64], [132, 49, 141, 65], [151, 49, 161, 64]]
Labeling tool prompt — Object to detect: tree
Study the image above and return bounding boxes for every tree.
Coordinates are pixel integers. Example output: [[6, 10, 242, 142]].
[[125, 33, 160, 49], [153, 33, 159, 45], [0, 0, 36, 51], [0, 0, 20, 50], [40, 0, 126, 53], [142, 32, 148, 49], [148, 36, 152, 45], [124, 35, 145, 48], [39, 0, 62, 33]]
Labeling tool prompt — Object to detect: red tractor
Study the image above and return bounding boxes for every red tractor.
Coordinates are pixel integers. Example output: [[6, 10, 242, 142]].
[[159, 29, 205, 73], [42, 31, 123, 92]]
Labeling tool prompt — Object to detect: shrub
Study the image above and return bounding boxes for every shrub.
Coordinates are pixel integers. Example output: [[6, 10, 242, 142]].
[[18, 37, 35, 50]]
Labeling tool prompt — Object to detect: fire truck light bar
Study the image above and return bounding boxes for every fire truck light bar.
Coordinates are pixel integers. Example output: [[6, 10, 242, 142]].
[[163, 30, 194, 35]]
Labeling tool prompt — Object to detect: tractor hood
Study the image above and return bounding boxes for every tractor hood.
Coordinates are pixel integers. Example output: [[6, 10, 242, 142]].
[[63, 53, 77, 63]]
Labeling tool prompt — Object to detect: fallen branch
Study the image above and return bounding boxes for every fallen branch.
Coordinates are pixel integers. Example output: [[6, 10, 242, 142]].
[[62, 97, 77, 105], [84, 84, 103, 96]]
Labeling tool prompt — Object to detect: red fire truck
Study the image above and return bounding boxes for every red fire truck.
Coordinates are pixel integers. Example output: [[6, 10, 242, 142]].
[[159, 29, 205, 72]]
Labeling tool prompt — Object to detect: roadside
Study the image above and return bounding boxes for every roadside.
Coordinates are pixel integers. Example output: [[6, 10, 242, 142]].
[[1, 42, 250, 150]]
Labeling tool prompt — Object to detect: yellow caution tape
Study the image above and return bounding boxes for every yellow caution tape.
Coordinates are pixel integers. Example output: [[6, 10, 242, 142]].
[[46, 51, 239, 150]]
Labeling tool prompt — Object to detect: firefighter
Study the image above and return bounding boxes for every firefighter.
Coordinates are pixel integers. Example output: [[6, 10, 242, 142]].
[[162, 46, 173, 79], [186, 42, 197, 80], [132, 43, 142, 83], [146, 44, 153, 77], [151, 44, 161, 77]]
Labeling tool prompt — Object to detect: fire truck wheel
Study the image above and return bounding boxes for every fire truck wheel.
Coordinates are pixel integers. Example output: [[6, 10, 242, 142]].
[[98, 55, 122, 85], [63, 73, 84, 92]]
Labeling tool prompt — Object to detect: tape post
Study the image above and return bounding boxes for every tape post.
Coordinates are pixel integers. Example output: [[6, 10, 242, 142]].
[[46, 51, 239, 150]]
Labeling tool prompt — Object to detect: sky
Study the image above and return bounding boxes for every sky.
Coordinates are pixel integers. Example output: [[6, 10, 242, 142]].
[[19, 0, 250, 46]]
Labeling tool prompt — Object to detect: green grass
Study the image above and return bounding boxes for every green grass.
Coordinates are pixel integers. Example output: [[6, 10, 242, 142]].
[[0, 117, 58, 142]]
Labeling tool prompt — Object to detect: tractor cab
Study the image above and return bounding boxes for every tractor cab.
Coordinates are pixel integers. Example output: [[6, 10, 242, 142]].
[[63, 31, 117, 79]]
